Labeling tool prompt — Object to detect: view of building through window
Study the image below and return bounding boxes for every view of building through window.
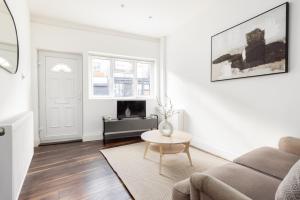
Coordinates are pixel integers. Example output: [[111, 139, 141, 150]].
[[137, 63, 151, 96], [92, 58, 110, 96], [90, 55, 154, 98], [114, 60, 134, 97]]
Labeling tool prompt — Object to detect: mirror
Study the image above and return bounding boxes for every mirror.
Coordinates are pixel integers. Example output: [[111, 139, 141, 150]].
[[0, 0, 18, 74]]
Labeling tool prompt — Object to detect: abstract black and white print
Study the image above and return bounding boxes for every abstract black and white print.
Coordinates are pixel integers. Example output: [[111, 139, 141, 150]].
[[211, 3, 288, 81]]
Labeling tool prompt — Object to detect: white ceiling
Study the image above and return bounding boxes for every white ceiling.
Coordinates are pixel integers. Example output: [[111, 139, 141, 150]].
[[29, 0, 205, 38]]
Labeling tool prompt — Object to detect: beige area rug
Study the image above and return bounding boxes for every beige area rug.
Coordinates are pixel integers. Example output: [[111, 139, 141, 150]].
[[100, 142, 228, 200]]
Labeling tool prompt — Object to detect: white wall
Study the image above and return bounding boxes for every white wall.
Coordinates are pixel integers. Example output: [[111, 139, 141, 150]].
[[0, 0, 31, 121], [31, 20, 160, 145], [0, 0, 33, 199], [166, 0, 300, 160]]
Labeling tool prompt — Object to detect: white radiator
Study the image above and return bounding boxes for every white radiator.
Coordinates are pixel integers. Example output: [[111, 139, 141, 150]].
[[0, 111, 34, 200], [169, 109, 184, 131]]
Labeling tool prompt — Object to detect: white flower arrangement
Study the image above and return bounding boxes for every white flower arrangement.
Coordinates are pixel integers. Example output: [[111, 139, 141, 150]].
[[156, 97, 177, 120]]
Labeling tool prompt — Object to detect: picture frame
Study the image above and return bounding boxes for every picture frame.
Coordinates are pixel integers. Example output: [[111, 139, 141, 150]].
[[211, 2, 289, 82]]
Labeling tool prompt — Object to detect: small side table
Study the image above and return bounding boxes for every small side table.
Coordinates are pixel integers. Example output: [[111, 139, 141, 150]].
[[141, 130, 192, 174]]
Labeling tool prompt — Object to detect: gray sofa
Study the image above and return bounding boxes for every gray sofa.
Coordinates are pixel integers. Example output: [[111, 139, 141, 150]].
[[172, 137, 300, 200]]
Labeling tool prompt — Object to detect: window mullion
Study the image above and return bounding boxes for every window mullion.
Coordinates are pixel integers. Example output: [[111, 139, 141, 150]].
[[89, 56, 94, 99], [133, 61, 137, 98], [110, 58, 115, 97]]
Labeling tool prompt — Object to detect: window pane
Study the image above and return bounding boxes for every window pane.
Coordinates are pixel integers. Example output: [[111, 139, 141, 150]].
[[113, 60, 134, 97], [137, 62, 151, 96], [114, 60, 134, 78], [137, 63, 150, 78], [137, 79, 150, 96], [114, 78, 133, 97], [92, 58, 110, 96]]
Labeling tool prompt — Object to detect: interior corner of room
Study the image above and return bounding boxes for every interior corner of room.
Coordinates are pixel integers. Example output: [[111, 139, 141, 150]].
[[0, 0, 299, 200]]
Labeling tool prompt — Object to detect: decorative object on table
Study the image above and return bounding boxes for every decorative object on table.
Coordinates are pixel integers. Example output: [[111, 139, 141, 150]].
[[150, 114, 158, 119], [103, 115, 112, 120], [156, 97, 176, 137], [211, 2, 288, 82], [0, 0, 19, 74], [125, 106, 131, 118]]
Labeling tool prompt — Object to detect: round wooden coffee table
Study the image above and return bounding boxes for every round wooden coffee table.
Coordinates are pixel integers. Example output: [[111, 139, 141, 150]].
[[141, 130, 192, 174]]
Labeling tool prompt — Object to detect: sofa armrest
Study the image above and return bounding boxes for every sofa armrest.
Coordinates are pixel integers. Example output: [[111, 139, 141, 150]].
[[279, 137, 300, 156], [172, 178, 190, 200], [190, 173, 252, 200]]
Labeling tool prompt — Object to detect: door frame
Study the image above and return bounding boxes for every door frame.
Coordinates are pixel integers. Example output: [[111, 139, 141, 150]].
[[38, 50, 83, 143]]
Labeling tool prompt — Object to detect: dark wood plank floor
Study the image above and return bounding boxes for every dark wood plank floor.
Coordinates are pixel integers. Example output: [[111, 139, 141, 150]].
[[19, 138, 140, 200]]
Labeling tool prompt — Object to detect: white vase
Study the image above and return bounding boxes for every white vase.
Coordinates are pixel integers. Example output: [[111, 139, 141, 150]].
[[158, 119, 173, 137], [125, 107, 131, 117]]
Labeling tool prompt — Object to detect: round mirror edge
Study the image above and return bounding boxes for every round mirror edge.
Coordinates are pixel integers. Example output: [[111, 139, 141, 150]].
[[2, 0, 19, 74]]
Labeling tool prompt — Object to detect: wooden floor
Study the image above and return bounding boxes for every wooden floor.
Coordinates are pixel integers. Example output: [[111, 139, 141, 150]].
[[19, 138, 141, 200]]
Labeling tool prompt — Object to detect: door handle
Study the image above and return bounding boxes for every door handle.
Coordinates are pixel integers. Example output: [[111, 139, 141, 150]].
[[0, 127, 5, 136]]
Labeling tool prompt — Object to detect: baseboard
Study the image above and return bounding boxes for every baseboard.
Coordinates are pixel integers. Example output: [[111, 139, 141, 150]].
[[34, 139, 40, 147], [83, 134, 102, 142], [35, 134, 102, 143], [191, 137, 239, 161]]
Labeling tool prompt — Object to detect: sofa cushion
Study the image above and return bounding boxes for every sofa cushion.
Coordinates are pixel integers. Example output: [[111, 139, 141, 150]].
[[205, 163, 281, 200], [279, 137, 300, 156], [234, 147, 299, 179], [275, 160, 300, 200], [201, 193, 213, 200], [172, 178, 190, 200], [190, 173, 251, 200]]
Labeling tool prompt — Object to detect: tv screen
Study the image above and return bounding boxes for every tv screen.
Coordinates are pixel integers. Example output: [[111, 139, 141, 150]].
[[117, 100, 146, 119]]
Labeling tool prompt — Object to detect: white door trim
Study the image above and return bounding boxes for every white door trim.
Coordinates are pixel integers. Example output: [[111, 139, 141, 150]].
[[38, 50, 83, 143]]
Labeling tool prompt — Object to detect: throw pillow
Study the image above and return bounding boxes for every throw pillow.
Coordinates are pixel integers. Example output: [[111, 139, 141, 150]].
[[275, 159, 300, 200]]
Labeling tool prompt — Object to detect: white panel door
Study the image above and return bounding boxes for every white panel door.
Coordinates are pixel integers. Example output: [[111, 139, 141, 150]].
[[39, 51, 82, 143]]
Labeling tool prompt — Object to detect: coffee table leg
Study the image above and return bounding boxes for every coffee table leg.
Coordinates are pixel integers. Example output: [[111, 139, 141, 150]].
[[159, 145, 163, 174], [185, 143, 193, 166], [144, 142, 150, 158]]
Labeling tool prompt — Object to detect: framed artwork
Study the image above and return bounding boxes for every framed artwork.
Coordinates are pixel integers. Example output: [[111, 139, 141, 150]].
[[211, 2, 289, 82]]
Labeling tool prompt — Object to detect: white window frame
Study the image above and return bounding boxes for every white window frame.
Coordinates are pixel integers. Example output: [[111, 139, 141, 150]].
[[88, 53, 156, 100]]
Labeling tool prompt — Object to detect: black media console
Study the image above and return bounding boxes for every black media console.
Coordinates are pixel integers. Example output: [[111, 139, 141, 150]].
[[102, 115, 158, 144]]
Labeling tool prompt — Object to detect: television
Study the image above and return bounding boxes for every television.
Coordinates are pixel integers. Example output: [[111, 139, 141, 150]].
[[117, 100, 146, 119]]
